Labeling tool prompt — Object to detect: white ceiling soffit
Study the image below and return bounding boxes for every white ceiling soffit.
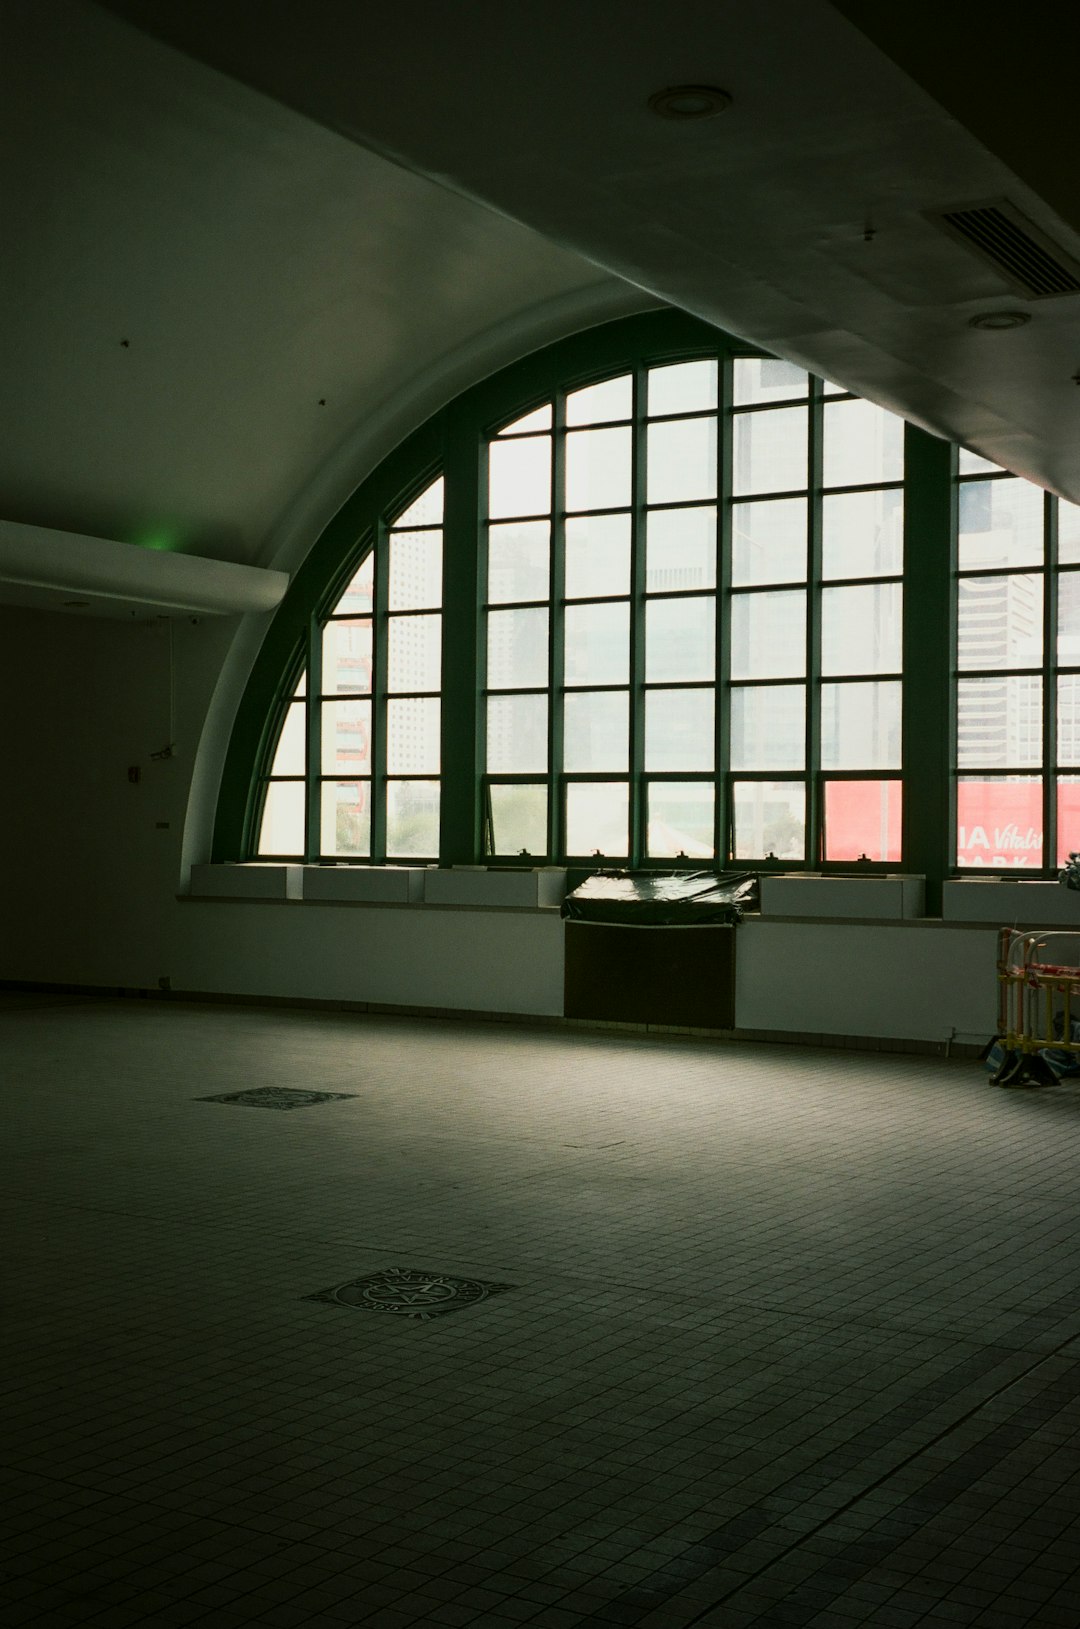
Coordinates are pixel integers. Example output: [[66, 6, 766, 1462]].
[[98, 0, 1080, 503], [0, 1, 623, 571], [0, 520, 288, 619]]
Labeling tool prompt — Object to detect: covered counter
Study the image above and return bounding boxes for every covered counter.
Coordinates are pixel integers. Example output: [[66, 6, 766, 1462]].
[[562, 872, 756, 1028]]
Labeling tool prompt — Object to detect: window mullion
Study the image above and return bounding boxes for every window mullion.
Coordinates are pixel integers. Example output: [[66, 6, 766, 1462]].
[[372, 521, 390, 862], [1045, 492, 1058, 872], [549, 399, 565, 862], [717, 353, 733, 866], [806, 379, 824, 865], [629, 364, 648, 866], [305, 611, 322, 863], [441, 420, 481, 864], [903, 426, 954, 911]]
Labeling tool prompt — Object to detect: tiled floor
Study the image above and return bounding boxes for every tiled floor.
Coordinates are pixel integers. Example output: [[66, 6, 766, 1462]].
[[3, 994, 1080, 1626]]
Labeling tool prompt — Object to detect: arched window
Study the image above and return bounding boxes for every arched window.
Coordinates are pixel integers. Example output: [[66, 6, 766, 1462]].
[[217, 309, 1080, 895], [254, 475, 445, 861]]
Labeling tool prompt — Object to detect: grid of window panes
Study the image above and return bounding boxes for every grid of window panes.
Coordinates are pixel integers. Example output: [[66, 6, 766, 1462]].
[[256, 669, 307, 856], [817, 382, 904, 862], [482, 357, 905, 865], [955, 453, 1080, 870], [257, 477, 443, 860], [730, 363, 903, 864]]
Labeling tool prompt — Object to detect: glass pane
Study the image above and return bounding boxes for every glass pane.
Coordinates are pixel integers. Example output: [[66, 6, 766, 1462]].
[[566, 426, 632, 512], [564, 602, 629, 686], [959, 448, 1002, 476], [319, 780, 370, 858], [646, 596, 715, 682], [322, 618, 372, 695], [488, 783, 548, 856], [731, 498, 806, 587], [956, 675, 1042, 769], [564, 691, 629, 772], [333, 554, 373, 616], [821, 584, 902, 676], [730, 685, 805, 771], [957, 777, 1043, 868], [645, 688, 714, 771], [488, 435, 551, 519], [1058, 778, 1080, 867], [292, 671, 307, 698], [730, 590, 806, 680], [487, 693, 548, 773], [821, 681, 901, 769], [499, 404, 552, 435], [822, 489, 903, 579], [732, 407, 807, 496], [257, 780, 304, 856], [565, 782, 629, 856], [958, 478, 1044, 569], [822, 399, 904, 487], [647, 782, 715, 859], [1059, 571, 1080, 664], [733, 357, 807, 405], [388, 530, 442, 610], [386, 696, 440, 774], [646, 507, 716, 592], [386, 780, 440, 858], [957, 575, 1042, 671], [320, 698, 371, 775], [647, 418, 718, 505], [564, 514, 631, 599], [648, 360, 717, 416], [1059, 676, 1080, 765], [393, 477, 443, 528], [824, 780, 901, 863], [486, 606, 548, 689], [388, 613, 441, 693], [486, 521, 550, 604], [732, 781, 805, 860], [1060, 498, 1080, 566], [566, 374, 632, 425], [269, 701, 304, 777]]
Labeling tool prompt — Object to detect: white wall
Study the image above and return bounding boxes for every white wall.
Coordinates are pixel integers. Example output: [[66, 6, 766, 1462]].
[[0, 606, 564, 1015], [0, 603, 1002, 1042], [736, 919, 996, 1046]]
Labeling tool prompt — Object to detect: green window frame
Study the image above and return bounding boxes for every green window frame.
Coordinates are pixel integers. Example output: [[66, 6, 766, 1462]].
[[953, 448, 1080, 873], [226, 309, 1080, 909]]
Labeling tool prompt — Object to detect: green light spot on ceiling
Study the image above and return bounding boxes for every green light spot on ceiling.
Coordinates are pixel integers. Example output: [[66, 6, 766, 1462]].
[[138, 532, 178, 552]]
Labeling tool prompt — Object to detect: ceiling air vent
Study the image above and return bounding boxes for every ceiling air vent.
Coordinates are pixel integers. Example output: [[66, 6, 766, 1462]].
[[931, 199, 1080, 299]]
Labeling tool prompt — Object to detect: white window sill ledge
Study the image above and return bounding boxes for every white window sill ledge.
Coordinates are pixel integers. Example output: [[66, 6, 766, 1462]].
[[186, 864, 568, 909]]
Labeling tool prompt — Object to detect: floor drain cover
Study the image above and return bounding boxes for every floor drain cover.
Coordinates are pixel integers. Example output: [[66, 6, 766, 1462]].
[[197, 1087, 356, 1109], [306, 1267, 514, 1320]]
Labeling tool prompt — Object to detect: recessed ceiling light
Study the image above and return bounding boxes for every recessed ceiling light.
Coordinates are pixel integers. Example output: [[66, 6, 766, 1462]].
[[968, 310, 1031, 330], [648, 84, 731, 120]]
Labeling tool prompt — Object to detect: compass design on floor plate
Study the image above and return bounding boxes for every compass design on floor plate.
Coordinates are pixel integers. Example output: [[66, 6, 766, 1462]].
[[196, 1087, 356, 1109], [306, 1267, 514, 1320]]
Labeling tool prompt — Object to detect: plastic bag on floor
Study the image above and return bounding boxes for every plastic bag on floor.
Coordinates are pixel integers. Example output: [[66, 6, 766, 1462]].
[[985, 1021, 1080, 1084]]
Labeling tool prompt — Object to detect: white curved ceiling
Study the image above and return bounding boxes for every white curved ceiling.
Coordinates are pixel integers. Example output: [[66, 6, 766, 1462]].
[[96, 0, 1080, 505], [6, 0, 1080, 625], [0, 0, 632, 592]]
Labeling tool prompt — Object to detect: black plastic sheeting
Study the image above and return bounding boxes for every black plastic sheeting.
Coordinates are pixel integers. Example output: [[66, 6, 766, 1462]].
[[561, 871, 758, 926]]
